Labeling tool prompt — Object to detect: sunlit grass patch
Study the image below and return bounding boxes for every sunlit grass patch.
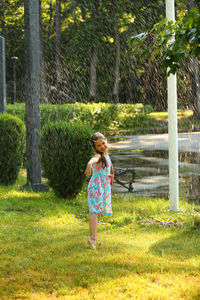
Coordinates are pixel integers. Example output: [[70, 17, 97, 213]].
[[39, 212, 81, 229], [148, 109, 193, 122], [83, 273, 200, 300], [6, 190, 41, 199], [148, 109, 200, 134]]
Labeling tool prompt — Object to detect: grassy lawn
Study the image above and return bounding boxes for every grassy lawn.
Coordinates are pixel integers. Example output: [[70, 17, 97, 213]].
[[107, 109, 199, 136], [148, 109, 200, 133], [148, 109, 193, 123], [0, 171, 200, 299]]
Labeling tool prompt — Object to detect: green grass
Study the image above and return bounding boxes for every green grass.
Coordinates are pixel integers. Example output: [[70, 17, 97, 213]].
[[0, 171, 200, 299], [148, 109, 193, 122], [148, 109, 200, 133], [107, 109, 200, 136]]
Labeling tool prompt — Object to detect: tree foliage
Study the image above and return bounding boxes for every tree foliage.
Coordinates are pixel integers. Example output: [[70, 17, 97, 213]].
[[1, 0, 167, 105], [130, 8, 200, 75], [1, 0, 198, 111]]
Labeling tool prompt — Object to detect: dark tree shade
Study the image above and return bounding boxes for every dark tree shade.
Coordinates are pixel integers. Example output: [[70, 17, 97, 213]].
[[0, 36, 6, 112]]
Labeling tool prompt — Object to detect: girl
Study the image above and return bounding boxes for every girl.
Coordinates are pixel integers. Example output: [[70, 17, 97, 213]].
[[85, 132, 114, 250]]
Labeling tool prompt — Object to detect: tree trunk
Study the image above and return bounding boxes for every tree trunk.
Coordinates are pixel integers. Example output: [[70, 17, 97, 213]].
[[55, 0, 61, 87], [89, 0, 99, 102], [112, 1, 120, 102], [0, 36, 6, 112], [189, 56, 200, 118], [189, 153, 200, 201], [112, 13, 120, 102], [24, 0, 48, 192], [188, 0, 200, 118], [89, 46, 98, 102], [39, 0, 48, 103]]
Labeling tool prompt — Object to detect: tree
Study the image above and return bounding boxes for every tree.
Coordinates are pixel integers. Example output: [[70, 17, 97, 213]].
[[39, 0, 48, 103], [24, 0, 48, 192], [130, 7, 200, 112], [55, 0, 61, 87], [130, 8, 200, 75], [89, 0, 99, 102], [0, 0, 24, 103], [187, 0, 200, 118], [112, 0, 120, 102], [3, 0, 195, 107]]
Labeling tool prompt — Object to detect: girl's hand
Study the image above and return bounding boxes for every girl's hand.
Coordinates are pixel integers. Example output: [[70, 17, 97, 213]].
[[85, 163, 93, 177], [109, 174, 114, 185]]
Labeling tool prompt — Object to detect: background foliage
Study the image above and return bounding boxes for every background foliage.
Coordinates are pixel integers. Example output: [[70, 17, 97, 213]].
[[1, 0, 198, 112], [6, 102, 156, 131], [130, 8, 200, 75]]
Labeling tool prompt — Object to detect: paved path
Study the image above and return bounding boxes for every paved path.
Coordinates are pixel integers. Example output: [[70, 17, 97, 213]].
[[109, 132, 200, 152]]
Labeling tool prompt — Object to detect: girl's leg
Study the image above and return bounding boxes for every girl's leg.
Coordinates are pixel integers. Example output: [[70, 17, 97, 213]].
[[88, 213, 99, 249]]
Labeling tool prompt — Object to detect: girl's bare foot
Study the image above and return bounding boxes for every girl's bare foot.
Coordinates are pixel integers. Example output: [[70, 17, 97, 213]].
[[88, 236, 96, 250]]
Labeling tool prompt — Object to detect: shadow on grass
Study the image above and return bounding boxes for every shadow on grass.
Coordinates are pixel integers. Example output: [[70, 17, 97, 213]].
[[150, 227, 200, 260]]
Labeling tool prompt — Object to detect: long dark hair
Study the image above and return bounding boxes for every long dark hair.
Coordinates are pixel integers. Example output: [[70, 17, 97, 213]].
[[91, 132, 108, 168]]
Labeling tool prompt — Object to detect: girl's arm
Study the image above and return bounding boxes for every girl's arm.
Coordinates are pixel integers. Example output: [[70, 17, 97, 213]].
[[85, 154, 101, 177], [110, 163, 114, 175], [110, 162, 114, 184]]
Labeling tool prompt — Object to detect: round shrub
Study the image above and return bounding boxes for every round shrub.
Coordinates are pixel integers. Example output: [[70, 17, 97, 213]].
[[39, 122, 93, 198], [0, 113, 25, 184]]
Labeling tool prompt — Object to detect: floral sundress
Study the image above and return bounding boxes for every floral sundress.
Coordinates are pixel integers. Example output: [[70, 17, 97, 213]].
[[88, 153, 112, 216]]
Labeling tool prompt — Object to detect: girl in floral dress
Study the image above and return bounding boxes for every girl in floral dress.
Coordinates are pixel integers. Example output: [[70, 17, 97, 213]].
[[85, 132, 114, 250]]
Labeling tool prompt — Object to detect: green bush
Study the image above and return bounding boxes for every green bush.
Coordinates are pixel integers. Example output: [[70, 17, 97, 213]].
[[7, 102, 153, 131], [6, 103, 26, 122], [0, 113, 25, 184], [39, 121, 92, 198]]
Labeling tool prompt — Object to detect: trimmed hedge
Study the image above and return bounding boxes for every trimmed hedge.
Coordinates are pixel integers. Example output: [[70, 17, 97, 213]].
[[39, 121, 92, 198], [0, 113, 25, 184], [7, 102, 154, 130]]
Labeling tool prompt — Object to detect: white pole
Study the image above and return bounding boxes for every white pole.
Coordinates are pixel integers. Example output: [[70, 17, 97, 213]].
[[166, 0, 179, 211]]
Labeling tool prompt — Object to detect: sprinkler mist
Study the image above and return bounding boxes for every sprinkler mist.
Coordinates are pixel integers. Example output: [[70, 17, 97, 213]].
[[3, 1, 199, 203]]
